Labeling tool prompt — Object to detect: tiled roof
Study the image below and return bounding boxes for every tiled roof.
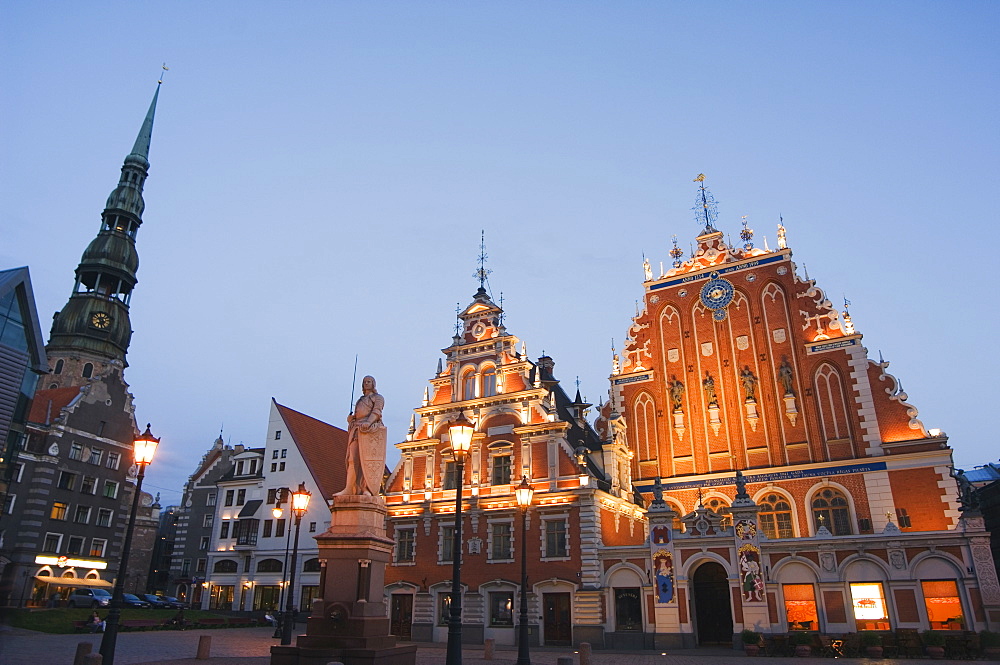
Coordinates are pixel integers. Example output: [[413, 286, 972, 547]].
[[27, 386, 84, 425], [274, 400, 348, 499]]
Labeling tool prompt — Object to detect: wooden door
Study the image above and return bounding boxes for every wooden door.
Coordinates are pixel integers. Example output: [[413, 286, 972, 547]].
[[390, 594, 413, 639], [543, 592, 572, 645]]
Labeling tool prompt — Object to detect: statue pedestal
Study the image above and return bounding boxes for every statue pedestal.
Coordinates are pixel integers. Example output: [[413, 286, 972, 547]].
[[270, 495, 417, 665]]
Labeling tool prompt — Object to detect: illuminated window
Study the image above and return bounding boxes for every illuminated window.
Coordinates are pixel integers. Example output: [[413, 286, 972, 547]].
[[462, 371, 477, 400], [489, 591, 514, 626], [759, 494, 794, 539], [89, 538, 107, 557], [783, 584, 818, 631], [50, 502, 68, 520], [438, 593, 453, 625], [482, 367, 497, 397], [921, 580, 964, 630], [850, 582, 890, 631], [812, 488, 852, 535]]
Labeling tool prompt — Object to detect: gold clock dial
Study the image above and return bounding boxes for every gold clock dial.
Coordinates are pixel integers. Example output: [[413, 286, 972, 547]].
[[91, 312, 111, 329]]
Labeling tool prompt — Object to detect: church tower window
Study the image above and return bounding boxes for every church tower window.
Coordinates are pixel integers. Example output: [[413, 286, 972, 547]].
[[82, 363, 94, 378]]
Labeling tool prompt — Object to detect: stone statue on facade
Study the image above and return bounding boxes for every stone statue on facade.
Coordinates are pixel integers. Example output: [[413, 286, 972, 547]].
[[778, 357, 795, 396], [336, 375, 387, 496], [740, 366, 757, 401], [669, 376, 685, 411], [702, 372, 718, 406]]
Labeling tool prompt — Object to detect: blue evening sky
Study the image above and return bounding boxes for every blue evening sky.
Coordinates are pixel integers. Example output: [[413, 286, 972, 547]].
[[2, 2, 997, 502]]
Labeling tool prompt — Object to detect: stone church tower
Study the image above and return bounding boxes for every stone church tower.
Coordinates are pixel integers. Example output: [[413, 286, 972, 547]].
[[0, 85, 163, 605]]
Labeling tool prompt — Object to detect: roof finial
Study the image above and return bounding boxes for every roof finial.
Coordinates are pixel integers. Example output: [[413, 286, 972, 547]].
[[498, 291, 505, 327], [158, 62, 169, 85], [777, 215, 787, 250], [692, 174, 719, 233], [474, 230, 492, 293], [842, 297, 855, 335], [669, 235, 684, 268], [740, 215, 754, 250], [454, 303, 462, 337]]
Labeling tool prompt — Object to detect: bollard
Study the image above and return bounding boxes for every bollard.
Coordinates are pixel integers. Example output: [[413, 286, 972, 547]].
[[484, 637, 495, 660], [73, 642, 93, 665], [196, 634, 212, 659], [579, 642, 592, 665], [82, 654, 103, 665]]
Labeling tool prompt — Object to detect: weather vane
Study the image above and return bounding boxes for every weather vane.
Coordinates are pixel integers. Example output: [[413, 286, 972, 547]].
[[158, 63, 169, 85], [474, 230, 492, 291], [740, 215, 754, 250], [692, 173, 719, 233]]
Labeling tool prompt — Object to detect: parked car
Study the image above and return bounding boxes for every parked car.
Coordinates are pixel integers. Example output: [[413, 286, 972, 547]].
[[121, 593, 151, 608], [67, 588, 112, 608], [156, 595, 186, 609], [140, 593, 170, 608]]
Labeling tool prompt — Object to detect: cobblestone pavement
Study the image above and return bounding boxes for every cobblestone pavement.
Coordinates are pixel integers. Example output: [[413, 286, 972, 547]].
[[0, 625, 962, 665]]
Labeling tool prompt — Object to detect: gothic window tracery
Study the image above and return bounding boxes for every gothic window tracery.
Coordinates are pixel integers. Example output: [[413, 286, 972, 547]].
[[758, 492, 794, 538], [812, 487, 852, 535]]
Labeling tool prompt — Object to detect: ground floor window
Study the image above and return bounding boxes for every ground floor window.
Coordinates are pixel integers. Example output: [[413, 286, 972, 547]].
[[783, 584, 818, 631], [253, 585, 280, 611], [300, 585, 319, 611], [921, 580, 964, 630], [210, 584, 234, 610], [850, 582, 890, 631], [614, 588, 642, 632], [489, 591, 514, 626], [438, 592, 453, 625]]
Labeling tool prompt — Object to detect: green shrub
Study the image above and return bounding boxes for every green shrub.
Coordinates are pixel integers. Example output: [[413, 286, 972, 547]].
[[922, 630, 945, 647], [742, 628, 762, 644], [860, 632, 882, 647], [789, 631, 813, 646]]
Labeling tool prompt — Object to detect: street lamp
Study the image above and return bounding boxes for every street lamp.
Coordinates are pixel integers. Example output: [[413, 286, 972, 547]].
[[445, 410, 474, 665], [271, 488, 293, 639], [100, 423, 159, 665], [280, 482, 311, 646], [515, 475, 535, 665]]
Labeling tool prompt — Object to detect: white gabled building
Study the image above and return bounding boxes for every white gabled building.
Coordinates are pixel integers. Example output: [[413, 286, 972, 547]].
[[202, 399, 347, 613]]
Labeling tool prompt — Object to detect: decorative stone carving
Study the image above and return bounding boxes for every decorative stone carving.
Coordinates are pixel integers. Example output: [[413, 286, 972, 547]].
[[889, 550, 906, 570], [820, 551, 836, 572]]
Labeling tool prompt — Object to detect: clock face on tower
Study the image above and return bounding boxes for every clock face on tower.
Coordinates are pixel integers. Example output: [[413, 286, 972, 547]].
[[90, 312, 111, 329]]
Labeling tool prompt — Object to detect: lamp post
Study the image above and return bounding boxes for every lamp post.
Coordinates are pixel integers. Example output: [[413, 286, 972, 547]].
[[100, 423, 159, 665], [515, 476, 535, 665], [272, 489, 292, 639], [280, 482, 310, 646], [445, 410, 474, 665]]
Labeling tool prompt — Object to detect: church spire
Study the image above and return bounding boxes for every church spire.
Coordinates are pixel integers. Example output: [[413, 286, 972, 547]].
[[45, 83, 164, 374]]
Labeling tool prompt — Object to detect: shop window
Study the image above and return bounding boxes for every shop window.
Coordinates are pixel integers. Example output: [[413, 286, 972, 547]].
[[210, 585, 234, 610], [759, 493, 794, 539], [614, 588, 643, 631], [489, 591, 514, 626], [491, 454, 511, 486], [850, 582, 890, 631], [783, 584, 818, 631], [812, 488, 852, 535], [438, 593, 454, 625], [482, 367, 497, 397], [300, 585, 319, 610], [921, 580, 964, 630]]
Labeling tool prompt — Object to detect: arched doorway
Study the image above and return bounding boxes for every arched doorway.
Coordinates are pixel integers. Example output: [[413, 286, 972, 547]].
[[692, 561, 733, 645]]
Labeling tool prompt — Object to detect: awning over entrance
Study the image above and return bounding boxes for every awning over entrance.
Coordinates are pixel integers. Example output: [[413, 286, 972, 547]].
[[238, 499, 263, 518], [34, 576, 112, 588]]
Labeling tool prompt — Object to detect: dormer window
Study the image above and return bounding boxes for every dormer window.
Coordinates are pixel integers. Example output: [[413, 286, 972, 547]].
[[236, 461, 244, 476]]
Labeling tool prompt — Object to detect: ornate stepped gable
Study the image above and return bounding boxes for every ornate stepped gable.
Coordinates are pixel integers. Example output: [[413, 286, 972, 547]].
[[610, 210, 935, 485]]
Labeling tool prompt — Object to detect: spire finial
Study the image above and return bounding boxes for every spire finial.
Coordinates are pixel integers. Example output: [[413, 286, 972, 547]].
[[669, 235, 684, 268], [474, 230, 492, 292], [777, 215, 787, 250], [842, 297, 855, 335], [498, 291, 505, 327], [740, 215, 754, 250], [692, 174, 719, 233], [157, 62, 169, 85], [454, 303, 462, 337]]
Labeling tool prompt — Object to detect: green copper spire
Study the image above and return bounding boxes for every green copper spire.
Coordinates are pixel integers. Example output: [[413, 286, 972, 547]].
[[46, 84, 163, 368]]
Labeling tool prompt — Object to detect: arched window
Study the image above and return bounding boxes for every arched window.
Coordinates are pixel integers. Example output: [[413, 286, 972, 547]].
[[481, 367, 497, 397], [82, 363, 94, 379], [213, 559, 238, 573], [462, 370, 477, 400], [54, 359, 64, 374], [256, 558, 283, 572], [705, 497, 732, 528], [812, 488, 852, 535], [633, 392, 657, 462], [758, 493, 794, 539], [303, 558, 321, 572]]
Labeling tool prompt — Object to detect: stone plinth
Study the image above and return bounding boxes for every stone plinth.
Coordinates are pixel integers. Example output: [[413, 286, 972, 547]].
[[271, 495, 416, 665]]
